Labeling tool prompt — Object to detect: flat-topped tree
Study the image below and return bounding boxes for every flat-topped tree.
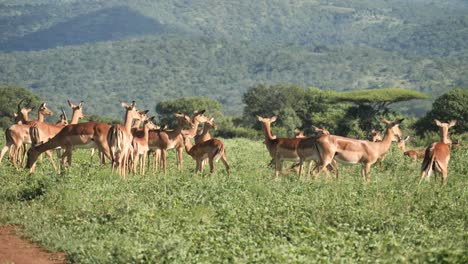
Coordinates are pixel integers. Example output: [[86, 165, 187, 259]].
[[330, 88, 427, 135]]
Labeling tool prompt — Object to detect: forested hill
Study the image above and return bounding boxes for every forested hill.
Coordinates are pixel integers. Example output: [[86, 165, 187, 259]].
[[0, 0, 467, 117]]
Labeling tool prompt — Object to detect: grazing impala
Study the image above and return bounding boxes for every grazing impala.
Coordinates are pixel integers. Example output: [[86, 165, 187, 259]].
[[181, 133, 230, 175], [315, 118, 404, 182], [420, 120, 456, 185]]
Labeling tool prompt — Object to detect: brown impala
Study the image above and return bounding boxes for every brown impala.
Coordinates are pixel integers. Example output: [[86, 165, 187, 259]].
[[314, 118, 404, 182], [420, 120, 456, 185]]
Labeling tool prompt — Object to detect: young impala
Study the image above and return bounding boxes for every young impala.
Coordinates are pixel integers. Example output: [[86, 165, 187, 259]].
[[420, 120, 456, 185], [181, 133, 230, 175], [131, 117, 157, 175]]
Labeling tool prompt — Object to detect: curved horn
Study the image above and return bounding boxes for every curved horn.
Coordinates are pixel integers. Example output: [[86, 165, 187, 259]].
[[61, 107, 68, 122], [17, 98, 26, 112]]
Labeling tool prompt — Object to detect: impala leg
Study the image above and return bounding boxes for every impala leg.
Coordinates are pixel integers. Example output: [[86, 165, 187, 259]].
[[209, 158, 214, 174], [176, 147, 183, 171], [298, 159, 304, 178], [161, 150, 167, 175], [442, 170, 447, 186], [142, 153, 147, 175], [0, 145, 10, 165], [221, 153, 230, 175], [331, 160, 339, 179]]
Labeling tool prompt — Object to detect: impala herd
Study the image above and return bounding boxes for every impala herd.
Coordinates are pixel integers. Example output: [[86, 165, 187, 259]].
[[0, 99, 460, 185]]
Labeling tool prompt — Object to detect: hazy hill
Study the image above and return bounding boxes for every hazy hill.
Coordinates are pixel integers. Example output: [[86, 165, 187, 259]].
[[0, 0, 467, 117]]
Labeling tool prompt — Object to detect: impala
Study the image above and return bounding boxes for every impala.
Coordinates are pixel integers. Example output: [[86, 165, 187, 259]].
[[0, 102, 54, 169], [131, 116, 157, 175], [257, 116, 334, 179], [27, 120, 112, 173], [181, 133, 230, 175], [29, 100, 86, 168], [151, 113, 192, 173], [420, 120, 456, 185], [296, 126, 339, 179], [314, 118, 404, 182], [194, 117, 216, 144], [107, 101, 142, 177]]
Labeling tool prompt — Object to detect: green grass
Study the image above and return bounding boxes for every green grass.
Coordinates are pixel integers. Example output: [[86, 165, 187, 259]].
[[0, 135, 467, 263]]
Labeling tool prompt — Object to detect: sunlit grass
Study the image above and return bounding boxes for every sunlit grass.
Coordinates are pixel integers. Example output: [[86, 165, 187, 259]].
[[0, 134, 466, 263]]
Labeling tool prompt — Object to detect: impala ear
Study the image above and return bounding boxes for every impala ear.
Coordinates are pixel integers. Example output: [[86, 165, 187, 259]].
[[397, 118, 404, 124], [257, 115, 264, 122], [210, 117, 214, 122], [270, 116, 277, 122], [196, 109, 206, 115], [434, 119, 442, 127], [67, 100, 73, 107], [448, 120, 457, 127], [120, 101, 129, 108], [79, 101, 83, 108], [130, 101, 136, 108], [142, 110, 149, 114], [404, 136, 410, 142]]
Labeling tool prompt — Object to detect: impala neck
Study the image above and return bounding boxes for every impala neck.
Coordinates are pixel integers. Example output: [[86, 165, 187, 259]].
[[133, 119, 142, 129], [439, 127, 450, 144], [200, 123, 211, 136], [261, 122, 275, 141], [379, 126, 396, 155], [37, 111, 45, 122], [123, 111, 135, 132], [70, 110, 80, 125], [185, 119, 200, 135], [183, 138, 193, 154]]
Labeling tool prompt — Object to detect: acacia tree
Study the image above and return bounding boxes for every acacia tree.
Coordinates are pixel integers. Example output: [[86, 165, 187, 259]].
[[242, 84, 348, 136], [330, 88, 427, 135], [414, 89, 467, 135], [0, 85, 42, 128]]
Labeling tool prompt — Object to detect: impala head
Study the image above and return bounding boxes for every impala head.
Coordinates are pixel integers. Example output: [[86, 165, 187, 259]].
[[397, 135, 410, 152], [192, 109, 210, 124], [435, 119, 456, 144], [56, 107, 68, 125], [26, 146, 40, 171], [381, 118, 404, 142], [175, 113, 192, 127], [120, 101, 141, 121], [206, 117, 217, 130], [312, 126, 330, 136], [15, 98, 34, 123], [144, 116, 158, 130], [370, 129, 382, 142], [138, 110, 149, 121], [68, 100, 85, 120], [39, 103, 54, 116], [294, 129, 305, 138]]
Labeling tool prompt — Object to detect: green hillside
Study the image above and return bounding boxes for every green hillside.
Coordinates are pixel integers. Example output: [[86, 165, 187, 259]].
[[0, 0, 467, 117]]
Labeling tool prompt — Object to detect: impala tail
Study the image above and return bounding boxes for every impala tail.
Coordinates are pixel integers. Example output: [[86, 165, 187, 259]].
[[421, 144, 436, 177], [213, 143, 224, 162]]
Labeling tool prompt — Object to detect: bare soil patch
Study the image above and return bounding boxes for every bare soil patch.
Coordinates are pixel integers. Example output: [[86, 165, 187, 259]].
[[0, 225, 65, 264]]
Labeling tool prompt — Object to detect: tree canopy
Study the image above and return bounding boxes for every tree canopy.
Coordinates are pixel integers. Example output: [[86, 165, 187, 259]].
[[155, 97, 223, 127], [414, 89, 468, 135], [0, 85, 42, 128]]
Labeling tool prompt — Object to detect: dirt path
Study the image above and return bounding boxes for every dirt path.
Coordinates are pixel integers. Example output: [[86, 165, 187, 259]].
[[0, 225, 66, 264]]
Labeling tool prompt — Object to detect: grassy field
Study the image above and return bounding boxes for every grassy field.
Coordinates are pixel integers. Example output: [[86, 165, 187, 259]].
[[0, 134, 467, 263]]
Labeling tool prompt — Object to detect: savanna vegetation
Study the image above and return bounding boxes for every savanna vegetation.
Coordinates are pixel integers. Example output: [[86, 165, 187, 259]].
[[0, 134, 466, 263]]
